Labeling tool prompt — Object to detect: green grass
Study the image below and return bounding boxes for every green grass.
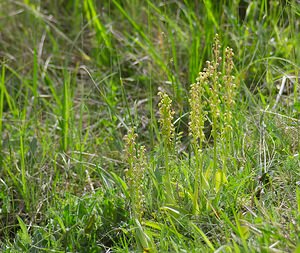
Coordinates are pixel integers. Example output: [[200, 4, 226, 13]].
[[0, 0, 299, 252]]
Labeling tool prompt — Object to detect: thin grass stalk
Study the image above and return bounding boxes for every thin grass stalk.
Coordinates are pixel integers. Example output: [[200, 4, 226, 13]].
[[0, 64, 18, 117], [20, 85, 30, 210], [83, 0, 111, 49], [19, 130, 28, 210], [32, 48, 38, 108], [193, 147, 203, 214], [0, 65, 5, 151], [62, 72, 71, 152]]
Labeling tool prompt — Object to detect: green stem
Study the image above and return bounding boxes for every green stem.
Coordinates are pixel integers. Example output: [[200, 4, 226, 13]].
[[193, 143, 203, 214], [164, 145, 174, 204], [213, 115, 218, 176]]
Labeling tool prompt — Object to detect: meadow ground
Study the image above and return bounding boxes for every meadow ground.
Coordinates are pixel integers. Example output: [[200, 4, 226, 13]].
[[0, 1, 299, 252]]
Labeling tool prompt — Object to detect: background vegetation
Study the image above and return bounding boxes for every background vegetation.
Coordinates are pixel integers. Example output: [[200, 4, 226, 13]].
[[0, 0, 299, 252]]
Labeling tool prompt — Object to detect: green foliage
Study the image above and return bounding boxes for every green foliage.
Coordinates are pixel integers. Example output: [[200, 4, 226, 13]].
[[0, 0, 299, 252]]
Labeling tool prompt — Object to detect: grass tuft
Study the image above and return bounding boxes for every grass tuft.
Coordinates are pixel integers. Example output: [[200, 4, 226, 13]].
[[0, 1, 299, 252]]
